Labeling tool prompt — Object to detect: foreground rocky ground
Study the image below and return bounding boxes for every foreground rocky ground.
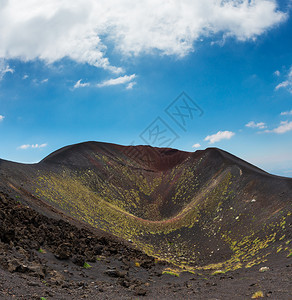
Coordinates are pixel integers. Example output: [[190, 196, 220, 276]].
[[0, 191, 291, 299]]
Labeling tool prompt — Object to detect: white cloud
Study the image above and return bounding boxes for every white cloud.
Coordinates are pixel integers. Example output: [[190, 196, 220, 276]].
[[275, 67, 292, 93], [74, 79, 90, 89], [0, 115, 4, 122], [0, 1, 287, 73], [0, 59, 14, 80], [23, 74, 29, 79], [274, 70, 280, 76], [275, 80, 289, 90], [32, 143, 47, 148], [18, 143, 48, 150], [280, 110, 292, 116], [126, 81, 136, 90], [97, 74, 136, 88], [31, 78, 49, 85], [18, 144, 31, 150], [265, 121, 292, 134], [204, 131, 235, 144], [192, 143, 201, 148], [245, 121, 267, 129]]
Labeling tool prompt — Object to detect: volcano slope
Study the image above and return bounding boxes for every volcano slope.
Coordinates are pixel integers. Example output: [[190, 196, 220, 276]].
[[0, 141, 291, 276]]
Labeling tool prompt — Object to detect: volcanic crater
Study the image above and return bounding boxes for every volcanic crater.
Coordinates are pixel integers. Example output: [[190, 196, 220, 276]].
[[0, 141, 290, 271]]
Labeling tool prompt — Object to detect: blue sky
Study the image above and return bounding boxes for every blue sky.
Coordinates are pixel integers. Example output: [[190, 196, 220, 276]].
[[0, 0, 292, 177]]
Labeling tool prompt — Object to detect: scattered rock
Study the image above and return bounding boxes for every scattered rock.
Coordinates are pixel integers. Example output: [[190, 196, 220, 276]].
[[266, 291, 273, 297], [54, 243, 71, 260], [104, 269, 127, 278], [48, 270, 65, 285], [72, 255, 85, 267], [134, 287, 147, 296], [45, 291, 54, 297], [140, 259, 155, 269], [105, 269, 119, 277], [119, 279, 130, 288], [7, 258, 25, 273], [259, 267, 270, 272], [27, 281, 40, 287]]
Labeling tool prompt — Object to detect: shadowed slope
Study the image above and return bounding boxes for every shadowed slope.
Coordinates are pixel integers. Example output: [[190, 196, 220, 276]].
[[0, 141, 291, 272]]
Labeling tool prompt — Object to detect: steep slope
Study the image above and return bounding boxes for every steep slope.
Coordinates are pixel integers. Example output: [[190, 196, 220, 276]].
[[0, 141, 291, 273]]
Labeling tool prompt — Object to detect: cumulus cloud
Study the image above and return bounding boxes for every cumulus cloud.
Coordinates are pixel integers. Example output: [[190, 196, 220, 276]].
[[0, 115, 4, 122], [0, 59, 14, 80], [18, 143, 48, 150], [192, 143, 201, 148], [204, 131, 235, 144], [22, 74, 29, 80], [274, 70, 280, 76], [281, 110, 292, 116], [74, 79, 90, 89], [97, 74, 136, 88], [0, 1, 287, 73], [245, 121, 267, 129], [265, 121, 292, 134], [275, 67, 292, 93]]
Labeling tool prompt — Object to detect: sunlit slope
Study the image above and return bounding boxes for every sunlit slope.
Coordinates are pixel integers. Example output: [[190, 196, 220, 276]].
[[0, 142, 291, 271]]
